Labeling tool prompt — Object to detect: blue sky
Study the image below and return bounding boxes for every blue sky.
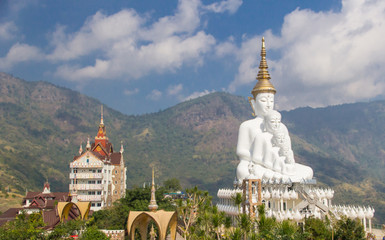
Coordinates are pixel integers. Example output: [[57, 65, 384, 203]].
[[1, 0, 384, 115]]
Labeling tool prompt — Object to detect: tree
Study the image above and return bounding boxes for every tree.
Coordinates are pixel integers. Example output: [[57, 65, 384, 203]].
[[163, 178, 182, 191], [176, 186, 211, 240], [237, 213, 253, 240], [47, 219, 86, 239], [79, 225, 109, 240], [0, 211, 45, 240], [303, 217, 332, 240], [334, 216, 365, 240]]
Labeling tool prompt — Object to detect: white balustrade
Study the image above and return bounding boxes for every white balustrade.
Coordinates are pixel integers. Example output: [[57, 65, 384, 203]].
[[77, 195, 102, 201], [69, 173, 103, 179], [69, 184, 103, 191], [70, 162, 103, 168]]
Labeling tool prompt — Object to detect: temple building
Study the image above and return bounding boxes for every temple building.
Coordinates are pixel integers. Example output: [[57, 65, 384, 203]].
[[0, 181, 91, 230], [69, 107, 127, 211], [217, 38, 375, 234]]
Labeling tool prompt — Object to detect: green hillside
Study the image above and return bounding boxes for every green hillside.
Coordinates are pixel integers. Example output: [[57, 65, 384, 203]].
[[0, 72, 384, 223]]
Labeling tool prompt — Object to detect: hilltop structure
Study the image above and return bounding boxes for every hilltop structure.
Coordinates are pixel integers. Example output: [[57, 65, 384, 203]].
[[69, 107, 127, 211], [217, 38, 375, 233]]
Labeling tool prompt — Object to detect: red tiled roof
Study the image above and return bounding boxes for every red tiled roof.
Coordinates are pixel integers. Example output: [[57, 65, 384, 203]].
[[0, 208, 21, 226], [24, 191, 40, 200], [110, 152, 122, 165]]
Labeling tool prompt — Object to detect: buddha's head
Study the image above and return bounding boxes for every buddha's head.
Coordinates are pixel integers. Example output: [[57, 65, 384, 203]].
[[250, 93, 275, 117], [264, 109, 281, 133], [249, 37, 276, 117], [272, 129, 285, 147]]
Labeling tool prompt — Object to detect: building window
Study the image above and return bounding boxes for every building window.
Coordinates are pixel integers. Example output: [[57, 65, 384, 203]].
[[115, 191, 117, 194], [115, 170, 117, 174], [104, 170, 107, 173], [97, 203, 102, 207], [86, 159, 89, 163], [97, 180, 102, 184], [115, 181, 117, 184], [97, 191, 102, 195], [97, 169, 102, 173], [91, 203, 95, 207]]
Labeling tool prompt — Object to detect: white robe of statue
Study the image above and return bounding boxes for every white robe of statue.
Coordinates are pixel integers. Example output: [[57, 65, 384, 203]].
[[236, 93, 313, 183]]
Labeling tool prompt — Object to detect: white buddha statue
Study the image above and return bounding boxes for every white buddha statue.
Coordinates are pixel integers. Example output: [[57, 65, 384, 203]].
[[236, 38, 313, 184]]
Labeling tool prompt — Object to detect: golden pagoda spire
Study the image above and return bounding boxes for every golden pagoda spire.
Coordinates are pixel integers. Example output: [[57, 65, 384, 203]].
[[148, 167, 158, 211], [251, 37, 276, 98]]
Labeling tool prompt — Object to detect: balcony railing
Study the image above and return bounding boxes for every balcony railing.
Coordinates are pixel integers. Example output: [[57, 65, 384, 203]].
[[70, 162, 103, 168], [77, 195, 102, 201], [69, 184, 103, 191], [69, 173, 103, 179]]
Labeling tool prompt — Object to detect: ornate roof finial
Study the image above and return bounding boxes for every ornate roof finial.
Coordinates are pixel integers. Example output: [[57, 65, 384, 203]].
[[251, 37, 276, 98], [120, 141, 124, 154], [100, 105, 104, 125], [148, 167, 158, 211], [79, 142, 83, 155], [86, 137, 91, 151]]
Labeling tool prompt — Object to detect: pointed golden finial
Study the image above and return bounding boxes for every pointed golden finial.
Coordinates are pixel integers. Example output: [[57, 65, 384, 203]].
[[251, 37, 276, 98], [100, 105, 104, 125], [86, 137, 91, 150], [148, 167, 158, 211], [79, 142, 83, 155]]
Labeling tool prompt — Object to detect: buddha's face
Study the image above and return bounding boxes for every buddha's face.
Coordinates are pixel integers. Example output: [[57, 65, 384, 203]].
[[253, 93, 274, 117], [265, 110, 281, 133]]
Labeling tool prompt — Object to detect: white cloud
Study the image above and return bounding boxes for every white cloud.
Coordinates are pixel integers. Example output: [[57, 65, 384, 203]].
[[0, 22, 17, 40], [0, 43, 42, 69], [229, 0, 385, 110], [124, 88, 139, 96], [50, 0, 216, 81], [205, 0, 243, 14], [167, 84, 183, 96], [146, 89, 162, 101], [215, 37, 237, 57], [184, 89, 215, 101]]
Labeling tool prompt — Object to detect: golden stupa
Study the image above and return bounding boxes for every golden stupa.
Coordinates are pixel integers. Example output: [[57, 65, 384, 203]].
[[251, 37, 276, 98]]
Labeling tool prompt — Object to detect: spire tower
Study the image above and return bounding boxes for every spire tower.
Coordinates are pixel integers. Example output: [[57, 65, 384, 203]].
[[100, 105, 104, 125], [148, 167, 158, 211], [251, 37, 276, 98]]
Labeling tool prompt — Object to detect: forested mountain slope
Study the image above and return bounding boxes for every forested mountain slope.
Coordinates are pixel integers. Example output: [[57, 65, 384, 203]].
[[0, 72, 383, 222]]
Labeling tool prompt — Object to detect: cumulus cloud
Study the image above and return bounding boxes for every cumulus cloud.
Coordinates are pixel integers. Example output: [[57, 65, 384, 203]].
[[184, 89, 215, 101], [229, 0, 385, 110], [0, 43, 42, 69], [204, 0, 243, 14], [167, 84, 183, 96], [0, 22, 17, 40], [50, 0, 217, 81], [146, 89, 162, 101], [124, 88, 139, 96]]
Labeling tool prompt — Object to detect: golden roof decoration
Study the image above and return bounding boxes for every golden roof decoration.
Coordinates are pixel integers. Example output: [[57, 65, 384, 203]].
[[251, 37, 276, 98]]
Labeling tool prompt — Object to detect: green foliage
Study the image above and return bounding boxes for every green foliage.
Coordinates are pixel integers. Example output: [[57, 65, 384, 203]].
[[163, 178, 182, 191], [334, 216, 365, 240], [0, 212, 45, 240], [79, 225, 109, 240], [92, 186, 175, 230], [303, 217, 331, 240], [47, 219, 86, 239]]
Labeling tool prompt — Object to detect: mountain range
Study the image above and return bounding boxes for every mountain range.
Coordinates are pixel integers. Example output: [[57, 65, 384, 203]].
[[0, 72, 384, 223]]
